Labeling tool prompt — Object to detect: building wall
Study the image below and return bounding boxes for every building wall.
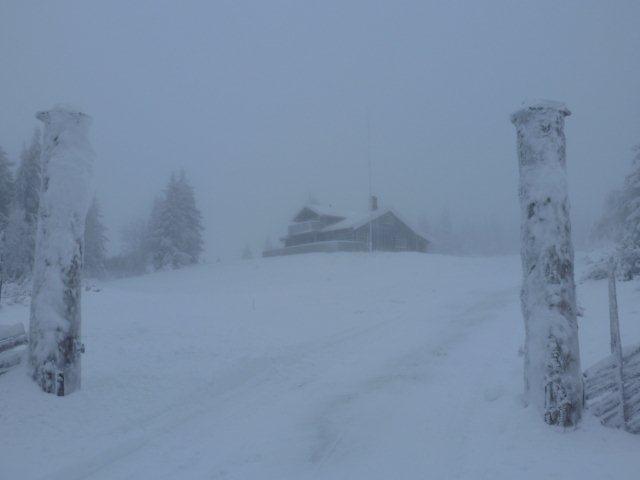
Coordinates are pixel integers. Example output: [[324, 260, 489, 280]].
[[285, 231, 318, 247], [264, 240, 367, 257], [317, 228, 354, 243], [284, 211, 428, 252], [354, 212, 428, 252]]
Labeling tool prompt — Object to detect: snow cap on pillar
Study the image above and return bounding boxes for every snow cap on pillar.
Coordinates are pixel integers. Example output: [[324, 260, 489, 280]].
[[36, 103, 95, 200], [510, 99, 570, 126], [36, 104, 92, 129]]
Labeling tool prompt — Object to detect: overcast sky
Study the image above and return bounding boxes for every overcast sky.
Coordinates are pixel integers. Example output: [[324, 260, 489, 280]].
[[1, 1, 639, 258]]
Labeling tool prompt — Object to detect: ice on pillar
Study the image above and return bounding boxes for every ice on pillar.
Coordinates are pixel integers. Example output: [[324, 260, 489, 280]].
[[511, 100, 583, 427], [29, 105, 94, 396]]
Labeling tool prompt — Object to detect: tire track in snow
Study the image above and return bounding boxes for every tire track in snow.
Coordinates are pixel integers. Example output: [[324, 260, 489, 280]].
[[306, 287, 518, 475], [45, 282, 518, 480], [43, 316, 406, 480]]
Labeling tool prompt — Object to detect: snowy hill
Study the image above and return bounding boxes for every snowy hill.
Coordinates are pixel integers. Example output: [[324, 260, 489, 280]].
[[1, 253, 639, 479]]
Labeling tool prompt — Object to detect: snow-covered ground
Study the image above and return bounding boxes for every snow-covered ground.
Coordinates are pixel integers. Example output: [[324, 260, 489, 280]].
[[1, 253, 639, 479]]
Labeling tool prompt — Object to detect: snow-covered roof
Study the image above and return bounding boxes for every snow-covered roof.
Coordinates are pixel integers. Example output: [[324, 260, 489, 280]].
[[321, 209, 389, 232], [290, 203, 428, 241], [294, 204, 353, 220], [321, 207, 426, 241]]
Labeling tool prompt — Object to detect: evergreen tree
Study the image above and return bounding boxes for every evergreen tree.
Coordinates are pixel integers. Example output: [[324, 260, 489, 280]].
[[148, 171, 204, 270], [147, 195, 167, 270], [591, 189, 625, 245], [0, 146, 15, 230], [84, 197, 108, 278], [617, 146, 640, 279], [2, 207, 32, 282], [117, 217, 150, 275], [175, 170, 204, 264], [2, 130, 44, 280], [0, 146, 15, 299], [15, 129, 42, 224]]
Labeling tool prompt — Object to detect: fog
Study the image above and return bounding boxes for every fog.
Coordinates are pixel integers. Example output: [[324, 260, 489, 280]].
[[1, 0, 639, 259]]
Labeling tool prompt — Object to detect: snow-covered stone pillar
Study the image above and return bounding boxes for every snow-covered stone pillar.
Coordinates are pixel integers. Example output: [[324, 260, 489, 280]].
[[511, 100, 582, 427], [29, 105, 94, 396]]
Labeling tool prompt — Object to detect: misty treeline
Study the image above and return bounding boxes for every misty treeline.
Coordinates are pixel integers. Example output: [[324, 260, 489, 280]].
[[107, 170, 204, 277], [590, 144, 640, 280], [0, 130, 204, 297], [418, 210, 516, 255], [0, 129, 109, 287], [0, 130, 45, 290]]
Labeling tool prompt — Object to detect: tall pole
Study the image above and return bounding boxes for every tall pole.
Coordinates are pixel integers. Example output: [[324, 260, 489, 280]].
[[0, 232, 4, 305], [609, 261, 622, 355], [367, 108, 373, 253], [608, 261, 628, 429], [511, 100, 582, 427]]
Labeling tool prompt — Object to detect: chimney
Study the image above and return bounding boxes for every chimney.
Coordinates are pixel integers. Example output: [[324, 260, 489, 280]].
[[370, 195, 378, 211]]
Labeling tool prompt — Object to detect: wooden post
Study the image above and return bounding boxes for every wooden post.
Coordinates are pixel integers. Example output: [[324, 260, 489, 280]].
[[511, 100, 583, 427], [0, 232, 4, 306], [608, 262, 628, 429], [608, 261, 622, 355], [29, 106, 94, 396]]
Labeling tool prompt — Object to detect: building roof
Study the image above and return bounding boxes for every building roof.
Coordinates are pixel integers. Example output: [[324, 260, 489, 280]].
[[290, 203, 428, 242], [296, 203, 351, 219], [320, 208, 391, 232], [321, 207, 426, 241]]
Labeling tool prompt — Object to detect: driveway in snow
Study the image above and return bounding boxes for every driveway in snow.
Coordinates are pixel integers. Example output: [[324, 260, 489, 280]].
[[1, 253, 638, 479]]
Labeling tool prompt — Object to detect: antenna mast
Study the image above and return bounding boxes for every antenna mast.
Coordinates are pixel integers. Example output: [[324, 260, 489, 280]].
[[367, 108, 373, 253]]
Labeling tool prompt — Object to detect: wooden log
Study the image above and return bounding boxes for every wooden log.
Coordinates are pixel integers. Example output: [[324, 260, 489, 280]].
[[0, 323, 26, 339], [0, 323, 28, 354], [608, 265, 628, 428], [609, 263, 622, 355], [584, 342, 640, 433], [0, 349, 24, 375]]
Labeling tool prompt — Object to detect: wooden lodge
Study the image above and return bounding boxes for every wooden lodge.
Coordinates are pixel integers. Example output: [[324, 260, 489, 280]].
[[263, 198, 429, 257]]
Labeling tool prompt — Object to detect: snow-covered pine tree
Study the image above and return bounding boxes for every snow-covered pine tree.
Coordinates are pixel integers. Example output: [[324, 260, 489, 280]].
[[0, 146, 15, 302], [149, 177, 178, 270], [2, 207, 32, 282], [147, 194, 168, 270], [30, 106, 94, 396], [148, 171, 203, 270], [117, 217, 150, 275], [175, 170, 204, 264], [511, 100, 582, 427], [15, 129, 42, 224], [0, 146, 15, 230], [616, 146, 640, 280], [6, 129, 44, 279], [591, 189, 625, 246], [84, 197, 108, 278]]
